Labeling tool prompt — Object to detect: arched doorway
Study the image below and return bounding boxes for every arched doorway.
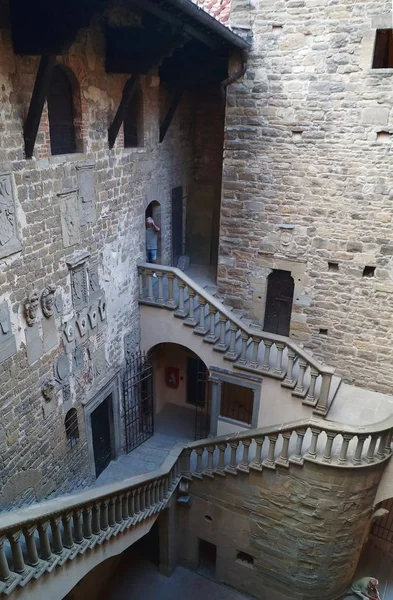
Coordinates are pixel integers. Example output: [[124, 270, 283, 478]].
[[145, 201, 161, 263], [263, 269, 295, 336], [148, 343, 210, 441]]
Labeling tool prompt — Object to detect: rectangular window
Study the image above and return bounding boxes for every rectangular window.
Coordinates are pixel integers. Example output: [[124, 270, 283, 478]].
[[220, 382, 253, 425], [373, 29, 393, 68]]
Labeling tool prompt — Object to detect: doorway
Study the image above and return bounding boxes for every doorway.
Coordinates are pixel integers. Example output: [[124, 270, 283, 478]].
[[198, 539, 217, 579], [171, 186, 183, 267], [263, 269, 294, 336], [145, 201, 161, 263], [91, 395, 114, 478], [186, 356, 210, 440]]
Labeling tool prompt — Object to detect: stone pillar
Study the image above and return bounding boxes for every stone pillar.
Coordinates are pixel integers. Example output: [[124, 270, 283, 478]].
[[158, 499, 177, 577], [209, 376, 222, 437]]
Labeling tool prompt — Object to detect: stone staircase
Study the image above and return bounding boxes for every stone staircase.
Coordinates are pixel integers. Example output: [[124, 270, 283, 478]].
[[1, 415, 392, 598], [138, 263, 341, 416]]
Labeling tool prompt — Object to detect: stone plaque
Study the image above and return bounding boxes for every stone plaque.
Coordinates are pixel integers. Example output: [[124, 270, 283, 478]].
[[0, 171, 22, 259], [88, 262, 100, 300], [42, 316, 58, 353], [54, 293, 63, 317], [76, 312, 88, 338], [25, 324, 42, 365], [71, 264, 88, 311], [58, 190, 80, 248], [73, 345, 85, 375], [76, 163, 96, 226], [0, 302, 17, 363], [93, 346, 106, 384], [54, 353, 70, 384]]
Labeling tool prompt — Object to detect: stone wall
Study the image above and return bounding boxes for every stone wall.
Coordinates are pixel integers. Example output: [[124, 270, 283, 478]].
[[177, 461, 384, 599], [0, 2, 197, 506], [219, 0, 393, 393]]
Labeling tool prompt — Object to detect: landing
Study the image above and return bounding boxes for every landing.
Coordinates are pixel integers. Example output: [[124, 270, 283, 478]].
[[103, 558, 252, 600]]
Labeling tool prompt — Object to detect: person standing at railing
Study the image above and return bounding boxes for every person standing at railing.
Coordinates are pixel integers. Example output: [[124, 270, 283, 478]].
[[146, 217, 160, 276]]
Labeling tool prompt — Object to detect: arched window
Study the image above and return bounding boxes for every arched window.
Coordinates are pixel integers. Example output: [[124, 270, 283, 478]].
[[47, 66, 77, 155], [124, 88, 142, 148], [65, 408, 79, 450]]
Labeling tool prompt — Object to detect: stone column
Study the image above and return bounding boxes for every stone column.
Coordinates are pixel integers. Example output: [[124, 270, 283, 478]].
[[209, 376, 222, 437], [158, 499, 177, 577]]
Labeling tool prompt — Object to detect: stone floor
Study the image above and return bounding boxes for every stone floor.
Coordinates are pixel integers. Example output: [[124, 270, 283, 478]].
[[356, 540, 393, 599], [103, 558, 251, 600]]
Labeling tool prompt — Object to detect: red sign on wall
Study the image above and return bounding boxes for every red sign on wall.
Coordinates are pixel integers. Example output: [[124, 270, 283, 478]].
[[165, 367, 179, 389]]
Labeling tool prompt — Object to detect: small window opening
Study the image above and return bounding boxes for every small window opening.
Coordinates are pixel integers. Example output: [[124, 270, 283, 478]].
[[377, 131, 393, 142], [363, 266, 376, 277], [65, 408, 79, 450], [328, 261, 339, 272], [220, 382, 253, 425], [292, 131, 303, 140], [372, 29, 393, 69], [236, 551, 254, 567], [319, 328, 328, 336], [124, 88, 142, 148], [272, 25, 283, 34], [47, 66, 78, 155], [204, 515, 212, 522]]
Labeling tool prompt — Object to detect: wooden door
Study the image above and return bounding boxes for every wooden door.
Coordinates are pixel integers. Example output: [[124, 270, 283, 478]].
[[263, 270, 294, 336]]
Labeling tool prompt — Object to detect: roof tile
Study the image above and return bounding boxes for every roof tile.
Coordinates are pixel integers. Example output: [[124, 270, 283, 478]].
[[192, 0, 232, 25]]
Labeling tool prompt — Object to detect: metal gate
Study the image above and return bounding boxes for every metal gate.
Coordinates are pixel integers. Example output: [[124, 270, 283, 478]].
[[123, 350, 154, 454]]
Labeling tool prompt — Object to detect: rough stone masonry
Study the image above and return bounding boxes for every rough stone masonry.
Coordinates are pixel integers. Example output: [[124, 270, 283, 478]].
[[219, 0, 393, 395]]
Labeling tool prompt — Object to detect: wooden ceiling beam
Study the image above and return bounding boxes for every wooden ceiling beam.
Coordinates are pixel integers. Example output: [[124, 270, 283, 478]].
[[24, 55, 56, 158], [108, 74, 139, 149]]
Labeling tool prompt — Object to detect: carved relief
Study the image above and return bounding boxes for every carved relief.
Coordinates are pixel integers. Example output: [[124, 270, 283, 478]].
[[73, 345, 84, 374], [71, 265, 89, 311], [24, 290, 40, 327], [279, 224, 294, 247], [0, 302, 17, 363], [64, 321, 75, 343], [0, 172, 22, 259], [76, 163, 96, 226], [98, 297, 107, 321], [41, 284, 57, 318], [42, 378, 56, 403], [76, 313, 88, 337], [54, 353, 70, 384], [88, 262, 100, 299], [88, 306, 98, 329], [58, 190, 81, 248], [54, 293, 63, 316]]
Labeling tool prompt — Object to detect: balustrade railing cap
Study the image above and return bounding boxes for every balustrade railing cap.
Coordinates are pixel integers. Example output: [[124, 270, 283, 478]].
[[138, 263, 335, 375]]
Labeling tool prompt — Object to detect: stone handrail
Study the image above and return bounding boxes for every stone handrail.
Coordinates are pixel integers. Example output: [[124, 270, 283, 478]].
[[0, 416, 392, 594], [138, 263, 336, 414]]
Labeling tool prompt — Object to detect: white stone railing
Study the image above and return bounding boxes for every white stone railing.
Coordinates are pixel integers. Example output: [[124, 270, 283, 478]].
[[138, 263, 336, 415], [0, 417, 392, 595]]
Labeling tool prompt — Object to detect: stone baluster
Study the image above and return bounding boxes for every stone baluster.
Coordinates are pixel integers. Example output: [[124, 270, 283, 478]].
[[62, 514, 74, 549], [238, 439, 251, 472], [194, 448, 204, 479], [194, 297, 207, 334], [225, 323, 239, 360], [276, 432, 291, 466], [50, 518, 64, 555], [353, 435, 368, 465], [338, 434, 353, 465], [122, 493, 130, 521], [385, 429, 393, 454], [214, 444, 227, 476], [250, 437, 264, 471], [23, 527, 39, 567], [155, 480, 160, 503], [214, 314, 228, 351], [92, 504, 101, 535], [225, 441, 239, 474], [284, 349, 296, 386], [249, 337, 261, 369], [292, 429, 306, 463], [205, 446, 215, 477], [377, 433, 389, 460], [306, 369, 319, 404], [262, 340, 273, 371], [83, 507, 93, 539], [274, 342, 285, 376], [366, 436, 378, 464], [73, 511, 83, 544], [138, 269, 144, 299], [237, 332, 249, 365], [140, 487, 146, 512], [294, 360, 307, 394], [322, 432, 336, 463], [8, 532, 25, 574], [146, 270, 154, 302], [307, 428, 321, 460], [146, 484, 152, 508], [100, 500, 109, 530], [174, 280, 187, 317], [135, 488, 141, 514], [165, 273, 176, 308], [205, 305, 218, 343], [264, 434, 278, 468], [115, 496, 123, 523], [108, 498, 116, 527], [181, 449, 191, 478], [156, 272, 165, 305], [0, 536, 11, 581], [128, 491, 136, 517], [184, 289, 197, 326], [314, 370, 334, 416], [38, 522, 52, 560], [159, 479, 165, 501]]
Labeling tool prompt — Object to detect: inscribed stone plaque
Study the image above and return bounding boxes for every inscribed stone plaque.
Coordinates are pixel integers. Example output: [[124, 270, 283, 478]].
[[71, 264, 88, 311], [54, 352, 70, 384], [54, 293, 63, 317], [42, 316, 58, 353], [0, 172, 22, 259], [0, 302, 17, 363], [25, 324, 42, 365], [58, 190, 80, 248], [88, 262, 100, 300], [76, 163, 96, 226]]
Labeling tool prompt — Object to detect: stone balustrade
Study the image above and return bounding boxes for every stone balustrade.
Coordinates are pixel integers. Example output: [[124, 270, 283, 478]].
[[138, 263, 336, 415], [0, 417, 392, 595]]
